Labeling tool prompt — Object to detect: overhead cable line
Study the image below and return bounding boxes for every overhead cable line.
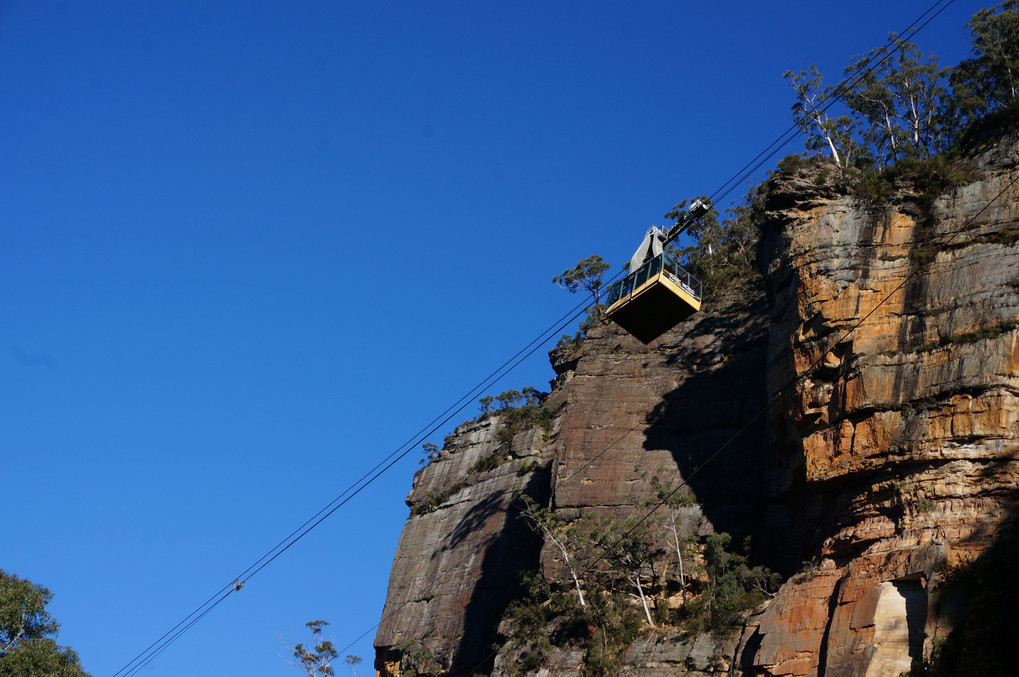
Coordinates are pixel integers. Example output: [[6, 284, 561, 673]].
[[334, 416, 650, 658], [114, 298, 594, 676]]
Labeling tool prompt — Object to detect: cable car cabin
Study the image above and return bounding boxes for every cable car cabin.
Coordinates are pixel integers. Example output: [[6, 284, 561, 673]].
[[604, 252, 702, 344]]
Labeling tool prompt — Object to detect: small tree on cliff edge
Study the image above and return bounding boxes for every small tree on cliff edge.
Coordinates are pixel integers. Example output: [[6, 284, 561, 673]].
[[553, 255, 610, 305]]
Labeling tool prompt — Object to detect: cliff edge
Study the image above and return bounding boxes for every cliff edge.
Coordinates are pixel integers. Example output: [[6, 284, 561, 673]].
[[375, 131, 1019, 677]]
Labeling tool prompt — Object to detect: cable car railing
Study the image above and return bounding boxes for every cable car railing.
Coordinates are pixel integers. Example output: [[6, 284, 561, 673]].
[[605, 252, 701, 310]]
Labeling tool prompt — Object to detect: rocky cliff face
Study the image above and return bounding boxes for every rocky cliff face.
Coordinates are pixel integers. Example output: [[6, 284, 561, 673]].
[[743, 134, 1019, 677], [375, 132, 1019, 677]]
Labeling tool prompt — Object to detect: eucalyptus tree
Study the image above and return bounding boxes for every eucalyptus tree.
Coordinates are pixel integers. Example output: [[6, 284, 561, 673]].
[[952, 2, 1019, 126], [553, 255, 610, 305], [0, 570, 90, 677], [784, 64, 859, 169], [281, 620, 338, 676]]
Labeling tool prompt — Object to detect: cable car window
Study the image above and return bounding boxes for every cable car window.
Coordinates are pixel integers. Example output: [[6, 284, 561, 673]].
[[664, 257, 677, 278], [607, 281, 622, 306], [648, 255, 662, 278], [635, 264, 649, 288], [621, 276, 633, 297]]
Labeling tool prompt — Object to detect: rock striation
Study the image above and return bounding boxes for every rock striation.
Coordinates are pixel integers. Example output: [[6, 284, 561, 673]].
[[375, 131, 1019, 676], [742, 134, 1019, 676]]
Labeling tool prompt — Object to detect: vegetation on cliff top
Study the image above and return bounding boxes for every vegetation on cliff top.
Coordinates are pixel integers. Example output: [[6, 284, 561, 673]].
[[782, 1, 1019, 209], [788, 2, 1019, 169], [555, 2, 1019, 340], [411, 388, 554, 515]]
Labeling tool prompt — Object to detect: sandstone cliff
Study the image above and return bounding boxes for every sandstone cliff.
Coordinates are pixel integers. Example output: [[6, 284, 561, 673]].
[[375, 131, 1019, 676]]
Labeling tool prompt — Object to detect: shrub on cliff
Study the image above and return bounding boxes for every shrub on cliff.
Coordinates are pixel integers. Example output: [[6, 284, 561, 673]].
[[553, 255, 611, 305], [477, 387, 554, 455], [677, 533, 781, 636], [665, 184, 767, 299], [504, 492, 783, 674]]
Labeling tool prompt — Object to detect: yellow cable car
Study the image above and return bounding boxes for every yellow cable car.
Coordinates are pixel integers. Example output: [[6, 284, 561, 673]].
[[604, 200, 709, 344], [605, 252, 702, 343]]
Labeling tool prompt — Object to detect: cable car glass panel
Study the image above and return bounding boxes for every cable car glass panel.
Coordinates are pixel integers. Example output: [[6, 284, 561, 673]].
[[606, 280, 622, 307], [634, 263, 649, 288], [664, 257, 677, 278]]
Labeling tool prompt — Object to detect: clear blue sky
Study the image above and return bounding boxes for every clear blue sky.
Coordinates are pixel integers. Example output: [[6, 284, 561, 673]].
[[1, 2, 985, 675]]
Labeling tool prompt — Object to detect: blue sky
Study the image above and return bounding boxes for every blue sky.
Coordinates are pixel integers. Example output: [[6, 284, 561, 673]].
[[2, 2, 986, 675]]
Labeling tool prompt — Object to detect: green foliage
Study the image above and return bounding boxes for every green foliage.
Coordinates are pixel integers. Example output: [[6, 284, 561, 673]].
[[501, 571, 581, 676], [501, 568, 644, 677], [0, 570, 90, 677], [665, 185, 767, 297], [516, 496, 656, 670], [552, 255, 612, 349], [410, 478, 468, 515], [511, 493, 783, 674], [469, 450, 504, 474], [950, 2, 1019, 129], [495, 400, 554, 453], [786, 5, 1019, 171], [555, 306, 609, 350], [664, 6, 1019, 317], [796, 561, 820, 582], [775, 153, 803, 174], [580, 591, 644, 677], [785, 40, 951, 166], [284, 620, 338, 677], [478, 395, 494, 415], [843, 37, 949, 165], [851, 151, 975, 208], [784, 64, 861, 169], [637, 470, 697, 603], [394, 639, 438, 677], [478, 387, 544, 419], [479, 387, 555, 454], [343, 654, 362, 677], [985, 223, 1019, 245], [419, 442, 440, 467], [553, 255, 611, 303], [905, 320, 1019, 354], [411, 389, 553, 515], [678, 534, 781, 636]]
